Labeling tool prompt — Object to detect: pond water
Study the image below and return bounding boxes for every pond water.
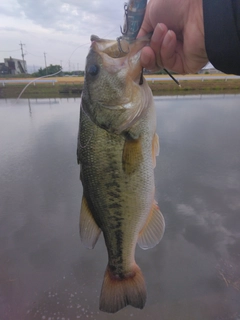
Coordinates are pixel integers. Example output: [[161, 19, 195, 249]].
[[1, 95, 240, 320]]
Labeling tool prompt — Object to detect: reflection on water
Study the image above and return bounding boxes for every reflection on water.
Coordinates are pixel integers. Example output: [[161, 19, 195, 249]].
[[0, 95, 240, 320]]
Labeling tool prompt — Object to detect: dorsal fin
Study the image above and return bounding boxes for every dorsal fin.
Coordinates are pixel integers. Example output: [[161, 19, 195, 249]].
[[80, 196, 101, 249], [138, 200, 165, 250]]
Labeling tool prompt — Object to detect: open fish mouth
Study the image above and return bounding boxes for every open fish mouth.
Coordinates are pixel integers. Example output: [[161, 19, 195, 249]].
[[90, 34, 151, 57], [88, 34, 151, 82], [90, 35, 130, 58]]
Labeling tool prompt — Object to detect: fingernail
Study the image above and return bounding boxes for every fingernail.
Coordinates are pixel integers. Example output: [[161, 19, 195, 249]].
[[158, 23, 165, 32], [163, 30, 173, 46]]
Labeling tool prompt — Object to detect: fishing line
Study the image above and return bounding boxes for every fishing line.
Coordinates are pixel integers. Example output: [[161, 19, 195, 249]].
[[17, 71, 63, 101], [102, 27, 120, 39], [17, 41, 90, 100], [17, 28, 118, 101]]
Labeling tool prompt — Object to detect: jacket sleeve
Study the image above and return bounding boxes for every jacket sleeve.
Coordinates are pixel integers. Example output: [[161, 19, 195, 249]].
[[203, 0, 240, 75]]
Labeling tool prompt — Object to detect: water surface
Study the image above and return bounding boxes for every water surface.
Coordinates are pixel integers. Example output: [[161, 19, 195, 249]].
[[1, 95, 240, 320]]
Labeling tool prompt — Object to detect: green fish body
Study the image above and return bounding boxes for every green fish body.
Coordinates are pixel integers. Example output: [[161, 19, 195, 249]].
[[77, 35, 165, 313]]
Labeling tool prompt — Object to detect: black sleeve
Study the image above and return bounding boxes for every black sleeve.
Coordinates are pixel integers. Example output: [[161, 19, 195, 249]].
[[203, 0, 240, 75]]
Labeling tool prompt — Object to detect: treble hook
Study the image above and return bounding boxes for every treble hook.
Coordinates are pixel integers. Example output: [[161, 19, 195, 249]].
[[117, 36, 129, 54], [118, 3, 130, 54], [120, 3, 129, 36]]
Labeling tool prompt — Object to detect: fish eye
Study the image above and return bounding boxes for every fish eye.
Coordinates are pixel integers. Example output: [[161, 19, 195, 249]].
[[87, 64, 99, 76]]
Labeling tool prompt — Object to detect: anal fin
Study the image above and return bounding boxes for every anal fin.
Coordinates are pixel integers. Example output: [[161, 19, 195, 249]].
[[80, 196, 101, 249], [138, 200, 165, 250]]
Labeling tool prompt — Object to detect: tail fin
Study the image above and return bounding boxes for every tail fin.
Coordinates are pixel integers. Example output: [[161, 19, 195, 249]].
[[99, 263, 146, 313]]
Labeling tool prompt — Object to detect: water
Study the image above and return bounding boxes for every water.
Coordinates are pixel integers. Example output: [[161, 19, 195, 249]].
[[0, 95, 240, 320]]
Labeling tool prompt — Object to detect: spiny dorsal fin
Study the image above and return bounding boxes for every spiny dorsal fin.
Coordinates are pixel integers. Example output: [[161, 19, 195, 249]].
[[122, 137, 142, 174], [138, 200, 165, 250], [80, 196, 101, 249], [152, 133, 159, 168]]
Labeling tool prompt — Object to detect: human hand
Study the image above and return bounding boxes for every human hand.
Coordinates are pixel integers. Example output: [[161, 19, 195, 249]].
[[138, 0, 208, 74]]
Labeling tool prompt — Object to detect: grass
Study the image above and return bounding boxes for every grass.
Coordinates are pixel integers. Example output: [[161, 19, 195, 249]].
[[0, 75, 239, 99], [149, 79, 240, 95]]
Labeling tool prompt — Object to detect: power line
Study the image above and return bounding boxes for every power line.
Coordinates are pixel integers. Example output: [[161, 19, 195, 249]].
[[25, 50, 42, 57], [0, 49, 20, 52]]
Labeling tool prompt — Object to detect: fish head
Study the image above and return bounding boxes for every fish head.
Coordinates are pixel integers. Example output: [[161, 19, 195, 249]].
[[81, 34, 152, 134]]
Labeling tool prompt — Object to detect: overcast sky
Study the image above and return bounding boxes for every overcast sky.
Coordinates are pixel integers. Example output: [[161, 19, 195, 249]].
[[0, 0, 126, 72]]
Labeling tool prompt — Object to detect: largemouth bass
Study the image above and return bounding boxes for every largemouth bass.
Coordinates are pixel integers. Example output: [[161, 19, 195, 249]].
[[77, 34, 165, 313]]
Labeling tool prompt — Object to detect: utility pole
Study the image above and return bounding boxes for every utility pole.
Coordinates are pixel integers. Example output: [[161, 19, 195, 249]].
[[19, 41, 27, 73], [44, 52, 47, 75]]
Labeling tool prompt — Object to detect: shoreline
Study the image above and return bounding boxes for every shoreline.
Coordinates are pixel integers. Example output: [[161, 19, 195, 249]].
[[0, 74, 239, 99]]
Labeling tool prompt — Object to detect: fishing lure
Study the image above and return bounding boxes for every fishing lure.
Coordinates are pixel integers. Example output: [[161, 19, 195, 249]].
[[118, 0, 180, 86]]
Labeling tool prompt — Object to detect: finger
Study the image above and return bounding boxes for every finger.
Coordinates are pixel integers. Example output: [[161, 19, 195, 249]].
[[140, 46, 156, 70], [138, 22, 152, 38], [140, 23, 168, 70], [160, 30, 185, 73], [150, 23, 168, 68]]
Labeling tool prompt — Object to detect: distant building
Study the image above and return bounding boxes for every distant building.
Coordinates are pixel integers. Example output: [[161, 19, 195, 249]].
[[0, 63, 11, 74], [0, 57, 27, 75], [198, 67, 223, 74]]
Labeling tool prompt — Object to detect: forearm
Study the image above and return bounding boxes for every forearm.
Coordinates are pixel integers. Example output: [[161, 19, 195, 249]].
[[203, 0, 240, 75]]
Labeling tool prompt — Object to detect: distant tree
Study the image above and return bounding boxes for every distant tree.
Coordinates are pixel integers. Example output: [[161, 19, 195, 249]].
[[61, 70, 85, 76], [32, 66, 85, 77], [32, 64, 62, 77], [47, 64, 62, 75]]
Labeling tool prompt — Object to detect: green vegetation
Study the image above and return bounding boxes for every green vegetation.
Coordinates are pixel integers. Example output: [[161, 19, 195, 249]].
[[32, 64, 62, 77], [0, 77, 239, 99], [0, 83, 83, 99], [0, 66, 85, 79], [149, 79, 240, 95], [31, 65, 85, 78]]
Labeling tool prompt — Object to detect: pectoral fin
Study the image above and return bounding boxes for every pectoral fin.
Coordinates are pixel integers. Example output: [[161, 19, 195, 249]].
[[152, 133, 159, 168], [122, 137, 142, 175], [138, 200, 165, 250], [80, 196, 101, 249]]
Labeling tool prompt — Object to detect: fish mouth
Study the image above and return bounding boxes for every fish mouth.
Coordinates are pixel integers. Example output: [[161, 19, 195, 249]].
[[90, 35, 130, 58], [89, 34, 151, 82]]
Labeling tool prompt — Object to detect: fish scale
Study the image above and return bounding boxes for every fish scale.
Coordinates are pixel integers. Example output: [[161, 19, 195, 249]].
[[79, 103, 154, 257]]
